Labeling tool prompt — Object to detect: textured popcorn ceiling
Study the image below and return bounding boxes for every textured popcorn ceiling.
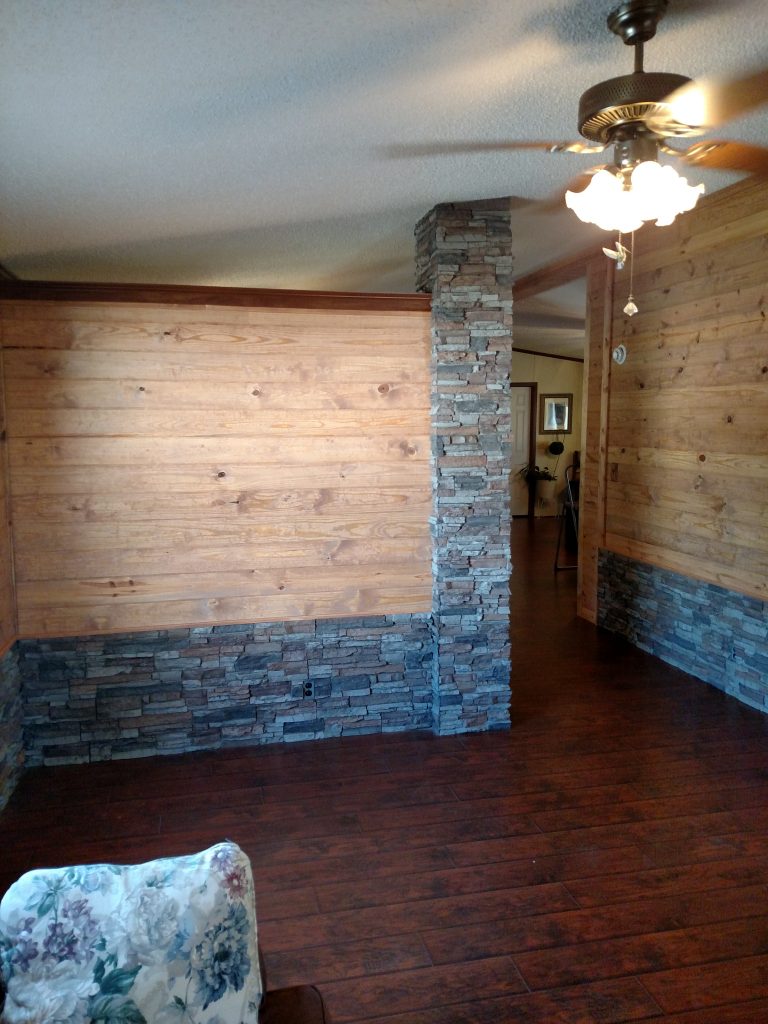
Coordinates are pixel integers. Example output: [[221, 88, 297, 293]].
[[0, 0, 766, 352]]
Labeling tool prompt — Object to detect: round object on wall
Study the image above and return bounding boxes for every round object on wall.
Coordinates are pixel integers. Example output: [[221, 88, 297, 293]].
[[547, 441, 565, 456]]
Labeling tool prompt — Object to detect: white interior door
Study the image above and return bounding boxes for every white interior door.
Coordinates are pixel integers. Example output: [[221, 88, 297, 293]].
[[510, 386, 531, 516]]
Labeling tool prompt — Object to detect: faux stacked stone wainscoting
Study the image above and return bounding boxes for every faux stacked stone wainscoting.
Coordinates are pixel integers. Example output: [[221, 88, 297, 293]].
[[0, 647, 23, 810], [598, 550, 768, 712], [17, 615, 435, 767]]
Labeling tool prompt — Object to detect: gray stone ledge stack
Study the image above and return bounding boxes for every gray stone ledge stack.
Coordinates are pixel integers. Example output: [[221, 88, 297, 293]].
[[0, 646, 23, 810], [18, 615, 434, 767], [599, 549, 768, 711], [416, 198, 513, 734]]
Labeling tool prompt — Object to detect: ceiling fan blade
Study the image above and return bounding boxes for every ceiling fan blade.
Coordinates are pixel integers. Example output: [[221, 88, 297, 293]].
[[675, 139, 768, 176], [382, 140, 605, 158], [533, 166, 608, 213], [647, 65, 768, 135]]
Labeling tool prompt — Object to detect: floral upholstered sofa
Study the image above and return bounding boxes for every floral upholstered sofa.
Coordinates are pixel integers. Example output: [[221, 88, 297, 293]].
[[0, 842, 326, 1024]]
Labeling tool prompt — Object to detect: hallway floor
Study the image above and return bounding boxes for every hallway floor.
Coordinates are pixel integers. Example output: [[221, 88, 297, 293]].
[[3, 520, 768, 1022]]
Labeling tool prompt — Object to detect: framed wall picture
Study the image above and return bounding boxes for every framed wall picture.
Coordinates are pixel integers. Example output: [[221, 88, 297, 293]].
[[539, 393, 573, 434]]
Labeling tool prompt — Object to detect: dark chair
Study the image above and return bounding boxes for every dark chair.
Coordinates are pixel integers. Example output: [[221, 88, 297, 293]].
[[554, 462, 580, 572]]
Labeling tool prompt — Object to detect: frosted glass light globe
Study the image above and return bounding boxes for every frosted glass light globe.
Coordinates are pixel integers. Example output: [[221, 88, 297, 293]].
[[565, 161, 705, 233]]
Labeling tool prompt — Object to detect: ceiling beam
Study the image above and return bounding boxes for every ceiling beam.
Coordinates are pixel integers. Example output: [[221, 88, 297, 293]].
[[513, 245, 599, 302], [514, 311, 585, 331]]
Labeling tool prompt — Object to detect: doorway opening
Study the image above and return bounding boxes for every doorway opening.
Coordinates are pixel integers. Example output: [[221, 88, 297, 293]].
[[510, 381, 537, 518], [511, 263, 589, 591]]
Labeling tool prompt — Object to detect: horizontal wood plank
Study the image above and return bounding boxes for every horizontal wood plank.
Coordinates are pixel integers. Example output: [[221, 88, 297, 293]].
[[4, 347, 427, 383], [12, 487, 431, 523], [606, 494, 768, 554], [14, 537, 430, 583], [7, 407, 428, 439], [1, 315, 431, 353], [8, 461, 429, 495], [17, 562, 432, 608], [6, 378, 429, 412], [9, 435, 429, 467], [609, 445, 768, 481], [13, 521, 430, 567], [17, 581, 432, 637]]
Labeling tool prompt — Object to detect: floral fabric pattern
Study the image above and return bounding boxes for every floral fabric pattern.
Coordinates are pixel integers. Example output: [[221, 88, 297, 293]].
[[0, 842, 261, 1024]]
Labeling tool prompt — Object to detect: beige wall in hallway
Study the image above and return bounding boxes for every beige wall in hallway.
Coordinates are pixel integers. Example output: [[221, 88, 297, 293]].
[[511, 351, 584, 517]]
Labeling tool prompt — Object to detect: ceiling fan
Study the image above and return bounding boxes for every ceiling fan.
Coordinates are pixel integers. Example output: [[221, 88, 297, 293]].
[[390, 0, 768, 232]]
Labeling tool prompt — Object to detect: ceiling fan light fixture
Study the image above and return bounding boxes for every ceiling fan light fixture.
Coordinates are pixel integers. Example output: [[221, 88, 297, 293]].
[[565, 160, 704, 232], [566, 167, 641, 232], [630, 159, 705, 224]]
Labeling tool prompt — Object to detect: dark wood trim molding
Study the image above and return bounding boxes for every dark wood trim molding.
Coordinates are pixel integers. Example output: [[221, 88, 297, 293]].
[[0, 279, 433, 312], [514, 346, 584, 364]]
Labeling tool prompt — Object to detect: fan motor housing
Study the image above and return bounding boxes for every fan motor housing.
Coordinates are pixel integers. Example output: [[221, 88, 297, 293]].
[[578, 71, 691, 142]]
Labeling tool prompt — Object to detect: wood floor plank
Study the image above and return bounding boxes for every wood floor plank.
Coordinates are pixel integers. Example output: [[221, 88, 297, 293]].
[[313, 845, 650, 913], [513, 914, 768, 990], [256, 843, 456, 892], [221, 812, 541, 867], [641, 953, 768, 1014], [265, 933, 434, 988], [354, 793, 559, 830], [530, 783, 768, 833], [641, 832, 768, 869], [645, 998, 768, 1022], [422, 884, 768, 965], [445, 811, 764, 868], [316, 956, 528, 1022], [622, 765, 768, 801], [565, 855, 768, 907], [258, 884, 577, 952], [332, 978, 663, 1024]]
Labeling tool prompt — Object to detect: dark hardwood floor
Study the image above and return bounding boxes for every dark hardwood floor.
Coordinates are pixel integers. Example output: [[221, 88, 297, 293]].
[[4, 518, 768, 1022]]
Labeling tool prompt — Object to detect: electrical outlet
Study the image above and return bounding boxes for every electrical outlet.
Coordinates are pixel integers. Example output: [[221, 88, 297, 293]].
[[302, 681, 314, 698]]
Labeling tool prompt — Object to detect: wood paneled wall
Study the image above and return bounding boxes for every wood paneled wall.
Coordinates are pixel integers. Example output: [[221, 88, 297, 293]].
[[577, 256, 612, 623], [580, 175, 768, 613], [0, 294, 432, 637]]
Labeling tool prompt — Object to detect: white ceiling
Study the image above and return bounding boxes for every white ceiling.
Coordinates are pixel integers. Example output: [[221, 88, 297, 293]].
[[1, 0, 766, 355]]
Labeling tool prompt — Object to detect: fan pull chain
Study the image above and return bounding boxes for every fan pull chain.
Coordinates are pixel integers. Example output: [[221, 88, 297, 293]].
[[602, 230, 636, 365], [623, 231, 638, 317]]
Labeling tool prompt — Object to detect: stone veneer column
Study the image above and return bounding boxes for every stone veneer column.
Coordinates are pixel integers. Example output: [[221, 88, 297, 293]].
[[415, 198, 513, 733]]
